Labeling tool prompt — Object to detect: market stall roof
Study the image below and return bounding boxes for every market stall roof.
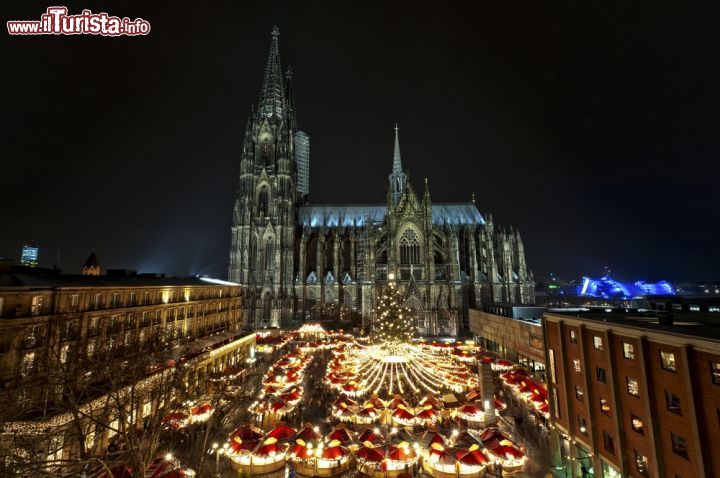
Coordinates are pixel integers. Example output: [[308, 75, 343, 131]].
[[230, 424, 263, 441], [327, 426, 355, 445], [295, 424, 322, 442], [356, 444, 386, 463], [358, 427, 385, 443], [442, 394, 459, 407], [416, 430, 446, 448], [267, 422, 297, 442]]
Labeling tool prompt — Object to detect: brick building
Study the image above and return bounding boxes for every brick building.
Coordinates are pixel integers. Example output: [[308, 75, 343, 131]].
[[469, 304, 548, 379], [543, 309, 720, 478]]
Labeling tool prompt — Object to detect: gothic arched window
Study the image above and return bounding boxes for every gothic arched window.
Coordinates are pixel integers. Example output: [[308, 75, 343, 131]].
[[265, 238, 275, 270], [259, 134, 272, 165], [399, 229, 421, 265], [250, 235, 258, 270], [258, 186, 269, 217], [262, 293, 272, 322]]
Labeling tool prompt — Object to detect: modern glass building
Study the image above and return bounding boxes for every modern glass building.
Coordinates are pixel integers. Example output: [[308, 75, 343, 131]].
[[294, 130, 310, 197], [20, 243, 38, 267]]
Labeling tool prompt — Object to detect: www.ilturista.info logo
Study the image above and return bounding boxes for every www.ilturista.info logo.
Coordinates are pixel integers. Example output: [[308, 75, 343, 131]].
[[7, 6, 150, 36]]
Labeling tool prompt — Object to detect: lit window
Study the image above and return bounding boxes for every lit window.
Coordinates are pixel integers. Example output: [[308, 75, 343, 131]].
[[60, 344, 69, 364], [548, 349, 557, 383], [575, 385, 584, 402], [552, 386, 561, 419], [635, 452, 649, 476], [109, 419, 119, 438], [671, 433, 689, 459], [593, 335, 604, 351], [570, 330, 577, 343], [665, 390, 682, 415], [600, 398, 611, 415], [631, 414, 644, 434], [572, 358, 582, 373], [623, 342, 635, 360], [711, 362, 720, 385], [661, 351, 677, 372], [31, 296, 43, 315], [578, 416, 587, 435], [709, 306, 720, 313], [689, 305, 700, 312], [21, 352, 35, 378], [596, 366, 607, 383], [627, 377, 640, 397]]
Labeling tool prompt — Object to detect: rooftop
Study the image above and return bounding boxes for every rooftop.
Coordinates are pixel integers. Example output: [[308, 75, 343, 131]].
[[298, 202, 485, 228], [546, 307, 720, 343], [0, 267, 238, 289]]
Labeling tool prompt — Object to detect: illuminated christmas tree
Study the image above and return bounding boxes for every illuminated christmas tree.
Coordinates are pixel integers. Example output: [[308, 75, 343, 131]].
[[373, 273, 415, 343]]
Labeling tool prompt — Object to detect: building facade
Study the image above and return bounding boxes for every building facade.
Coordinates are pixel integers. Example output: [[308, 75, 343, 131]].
[[469, 305, 547, 379], [543, 311, 720, 478], [228, 27, 535, 335], [0, 267, 253, 465]]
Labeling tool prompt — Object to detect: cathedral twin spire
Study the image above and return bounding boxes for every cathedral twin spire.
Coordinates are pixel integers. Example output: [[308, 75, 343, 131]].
[[258, 25, 287, 119], [389, 124, 407, 205]]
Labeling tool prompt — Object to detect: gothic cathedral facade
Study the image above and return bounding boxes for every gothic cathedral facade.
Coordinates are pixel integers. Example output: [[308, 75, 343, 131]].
[[228, 27, 535, 335]]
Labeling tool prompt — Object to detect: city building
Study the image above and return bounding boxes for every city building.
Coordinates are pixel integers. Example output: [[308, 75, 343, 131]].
[[469, 304, 548, 380], [20, 242, 38, 268], [0, 264, 253, 465], [228, 27, 535, 334], [543, 309, 720, 478], [674, 281, 720, 296], [535, 274, 678, 308], [577, 276, 675, 299], [294, 130, 310, 198]]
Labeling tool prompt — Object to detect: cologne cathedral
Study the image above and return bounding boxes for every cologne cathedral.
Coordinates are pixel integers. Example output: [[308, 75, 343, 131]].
[[228, 27, 535, 335]]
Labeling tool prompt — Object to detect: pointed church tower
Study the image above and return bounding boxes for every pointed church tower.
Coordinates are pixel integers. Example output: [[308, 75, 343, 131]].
[[388, 124, 407, 206], [229, 25, 300, 329], [82, 251, 101, 276]]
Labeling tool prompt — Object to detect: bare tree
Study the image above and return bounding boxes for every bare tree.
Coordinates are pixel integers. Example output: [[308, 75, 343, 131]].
[[0, 331, 192, 477]]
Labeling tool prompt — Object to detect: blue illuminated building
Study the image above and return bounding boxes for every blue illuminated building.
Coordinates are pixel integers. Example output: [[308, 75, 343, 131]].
[[577, 275, 675, 299], [20, 242, 39, 268]]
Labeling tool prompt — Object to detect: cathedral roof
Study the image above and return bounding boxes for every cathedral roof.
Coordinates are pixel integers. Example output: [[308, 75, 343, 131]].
[[298, 203, 485, 228], [298, 204, 386, 227]]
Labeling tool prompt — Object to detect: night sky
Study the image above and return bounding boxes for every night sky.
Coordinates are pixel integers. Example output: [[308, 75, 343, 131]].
[[2, 1, 719, 282]]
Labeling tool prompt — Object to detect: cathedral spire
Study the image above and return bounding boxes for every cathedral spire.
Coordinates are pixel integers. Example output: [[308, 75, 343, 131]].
[[285, 65, 297, 130], [388, 124, 407, 206], [393, 123, 402, 173], [258, 25, 286, 118]]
